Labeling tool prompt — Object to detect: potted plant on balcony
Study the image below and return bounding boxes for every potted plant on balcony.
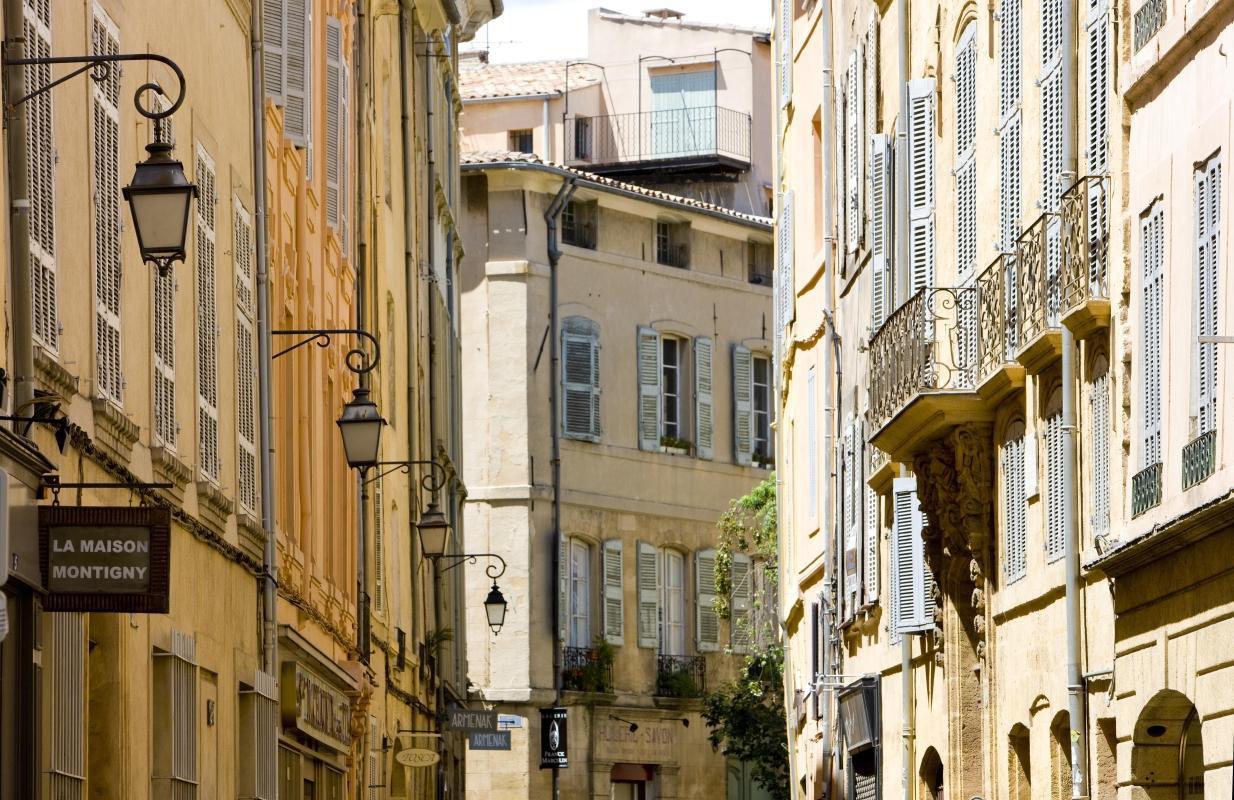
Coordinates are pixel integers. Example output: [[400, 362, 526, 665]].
[[563, 638, 615, 693], [660, 435, 693, 456], [752, 450, 774, 469], [657, 665, 700, 698]]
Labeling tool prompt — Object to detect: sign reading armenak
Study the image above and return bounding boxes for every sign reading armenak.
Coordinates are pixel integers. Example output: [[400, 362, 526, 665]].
[[38, 506, 171, 613], [445, 705, 498, 732], [280, 662, 352, 752]]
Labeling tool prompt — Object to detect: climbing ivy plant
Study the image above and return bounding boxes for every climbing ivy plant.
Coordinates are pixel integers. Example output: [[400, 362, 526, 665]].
[[703, 476, 788, 800]]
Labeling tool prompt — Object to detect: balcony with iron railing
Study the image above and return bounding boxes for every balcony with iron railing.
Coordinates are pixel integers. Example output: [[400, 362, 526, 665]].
[[867, 286, 988, 459], [563, 106, 752, 176], [976, 252, 1026, 404], [1132, 462, 1163, 517], [561, 645, 614, 694], [1060, 175, 1111, 337], [1015, 211, 1064, 373], [655, 654, 706, 698], [1182, 429, 1217, 490]]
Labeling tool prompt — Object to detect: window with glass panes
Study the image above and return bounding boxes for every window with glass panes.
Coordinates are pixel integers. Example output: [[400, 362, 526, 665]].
[[569, 538, 592, 648], [660, 549, 685, 655], [753, 355, 772, 458], [661, 337, 683, 440], [509, 129, 533, 153]]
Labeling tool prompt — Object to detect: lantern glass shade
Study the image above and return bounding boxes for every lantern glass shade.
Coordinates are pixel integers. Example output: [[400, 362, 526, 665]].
[[484, 582, 508, 634], [122, 142, 197, 269], [416, 504, 451, 556], [336, 387, 385, 469]]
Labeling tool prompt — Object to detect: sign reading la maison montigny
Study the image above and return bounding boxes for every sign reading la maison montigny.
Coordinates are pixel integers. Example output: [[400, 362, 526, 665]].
[[39, 506, 171, 613]]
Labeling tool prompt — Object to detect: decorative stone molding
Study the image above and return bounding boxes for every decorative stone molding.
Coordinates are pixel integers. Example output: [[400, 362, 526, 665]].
[[150, 446, 192, 504], [195, 479, 233, 534], [91, 399, 140, 462], [33, 347, 78, 400], [237, 512, 266, 561]]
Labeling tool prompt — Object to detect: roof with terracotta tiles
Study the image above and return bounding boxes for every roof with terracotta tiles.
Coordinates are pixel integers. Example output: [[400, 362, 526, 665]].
[[459, 59, 603, 101]]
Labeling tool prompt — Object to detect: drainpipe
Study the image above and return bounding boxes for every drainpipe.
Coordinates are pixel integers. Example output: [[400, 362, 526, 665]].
[[544, 176, 576, 800], [249, 0, 279, 676], [355, 0, 371, 666], [5, 0, 34, 421], [1060, 0, 1088, 789], [542, 97, 551, 160], [896, 0, 916, 795]]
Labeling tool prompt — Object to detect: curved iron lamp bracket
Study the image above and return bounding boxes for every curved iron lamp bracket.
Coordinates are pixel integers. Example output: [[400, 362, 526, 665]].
[[364, 459, 449, 493], [271, 328, 380, 374], [4, 52, 186, 120], [434, 553, 506, 580]]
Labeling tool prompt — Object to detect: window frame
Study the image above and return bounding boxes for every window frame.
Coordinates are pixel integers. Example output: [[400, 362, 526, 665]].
[[660, 335, 686, 443], [568, 537, 593, 648], [659, 548, 686, 656], [753, 353, 773, 462], [509, 128, 534, 154]]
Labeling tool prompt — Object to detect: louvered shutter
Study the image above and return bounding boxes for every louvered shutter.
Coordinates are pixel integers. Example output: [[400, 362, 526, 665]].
[[842, 421, 859, 619], [636, 541, 660, 648], [955, 24, 978, 279], [563, 329, 600, 441], [907, 79, 936, 294], [1045, 403, 1065, 561], [284, 0, 310, 146], [93, 13, 122, 405], [866, 16, 879, 215], [733, 345, 754, 466], [778, 191, 796, 334], [235, 203, 258, 514], [809, 602, 820, 716], [695, 549, 720, 652], [694, 337, 714, 459], [1195, 159, 1221, 436], [154, 269, 178, 448], [373, 478, 385, 612], [25, 0, 58, 352], [999, 0, 1023, 250], [602, 540, 624, 645], [779, 0, 793, 108], [326, 19, 343, 229], [196, 148, 221, 482], [558, 535, 569, 643], [1002, 424, 1027, 582], [1086, 3, 1110, 175], [1140, 206, 1165, 466], [1088, 362, 1110, 539], [892, 477, 932, 633], [730, 553, 752, 653], [846, 53, 861, 254], [871, 134, 892, 327], [637, 327, 661, 451], [263, 0, 285, 101], [864, 479, 880, 606], [1041, 0, 1064, 210]]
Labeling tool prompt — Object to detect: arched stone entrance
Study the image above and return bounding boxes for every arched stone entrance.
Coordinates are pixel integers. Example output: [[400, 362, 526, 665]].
[[1131, 689, 1205, 799], [920, 746, 944, 800]]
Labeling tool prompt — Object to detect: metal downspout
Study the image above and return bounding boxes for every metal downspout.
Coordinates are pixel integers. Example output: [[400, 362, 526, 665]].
[[544, 176, 576, 800], [5, 0, 34, 421], [355, 0, 372, 668], [1061, 0, 1088, 788], [250, 0, 278, 677]]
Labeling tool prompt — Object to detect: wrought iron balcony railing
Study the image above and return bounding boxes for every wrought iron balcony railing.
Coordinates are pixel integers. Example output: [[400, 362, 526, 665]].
[[564, 106, 752, 170], [562, 645, 614, 693], [1061, 175, 1110, 315], [1132, 462, 1163, 517], [655, 654, 706, 698], [1133, 0, 1167, 52], [977, 253, 1019, 385], [868, 287, 979, 434], [1016, 211, 1063, 350], [1182, 430, 1216, 490]]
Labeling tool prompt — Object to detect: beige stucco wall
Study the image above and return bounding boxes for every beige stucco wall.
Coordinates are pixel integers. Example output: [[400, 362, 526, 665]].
[[460, 163, 773, 798]]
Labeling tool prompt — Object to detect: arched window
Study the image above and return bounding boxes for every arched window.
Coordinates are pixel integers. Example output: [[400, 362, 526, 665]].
[[1008, 723, 1031, 800], [920, 747, 944, 800]]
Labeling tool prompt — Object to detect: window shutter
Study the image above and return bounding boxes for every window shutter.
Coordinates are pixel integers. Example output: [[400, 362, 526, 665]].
[[777, 191, 796, 338], [283, 0, 311, 147], [907, 79, 936, 294], [558, 535, 569, 643], [865, 16, 879, 225], [235, 203, 258, 514], [637, 327, 661, 451], [154, 270, 178, 449], [695, 549, 720, 652], [732, 345, 754, 466], [1195, 158, 1221, 436], [999, 0, 1022, 250], [636, 541, 661, 648], [563, 330, 600, 440], [842, 421, 859, 619], [25, 0, 58, 353], [846, 53, 860, 254], [955, 24, 977, 279], [1086, 7, 1110, 175], [871, 133, 892, 327], [373, 478, 385, 613], [1002, 423, 1028, 582], [49, 612, 85, 799], [1088, 361, 1110, 539], [1045, 404, 1065, 561], [892, 477, 932, 633], [326, 18, 343, 229], [93, 13, 123, 405], [154, 631, 198, 792], [1140, 205, 1165, 466], [196, 147, 221, 482], [603, 540, 624, 645], [730, 553, 752, 653], [1041, 0, 1064, 210], [263, 0, 286, 101], [779, 0, 793, 108], [864, 478, 880, 606], [694, 336, 715, 459]]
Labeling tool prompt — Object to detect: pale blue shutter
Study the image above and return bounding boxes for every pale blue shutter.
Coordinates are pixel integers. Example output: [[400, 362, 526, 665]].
[[871, 134, 892, 327], [695, 549, 719, 652], [637, 327, 661, 451], [283, 0, 310, 147], [892, 477, 932, 633], [1041, 0, 1064, 210], [563, 329, 599, 440], [1086, 0, 1110, 175], [1195, 159, 1221, 436], [733, 345, 754, 466], [846, 53, 861, 254], [907, 79, 936, 294], [263, 0, 286, 101], [325, 19, 344, 228], [778, 191, 796, 340], [603, 540, 624, 646], [1088, 360, 1110, 539], [999, 0, 1023, 251], [730, 553, 752, 653], [1002, 422, 1028, 582], [779, 0, 793, 108], [1045, 395, 1065, 562], [955, 24, 978, 279], [694, 337, 714, 459], [1141, 205, 1165, 467], [636, 541, 660, 648]]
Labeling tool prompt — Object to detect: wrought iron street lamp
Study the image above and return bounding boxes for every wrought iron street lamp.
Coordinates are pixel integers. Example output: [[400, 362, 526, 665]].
[[483, 582, 508, 634], [434, 552, 510, 635], [336, 387, 386, 469], [123, 141, 197, 276], [416, 504, 451, 556]]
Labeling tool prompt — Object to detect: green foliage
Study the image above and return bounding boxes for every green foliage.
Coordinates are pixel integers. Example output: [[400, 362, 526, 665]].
[[703, 476, 787, 800], [562, 637, 616, 693], [656, 667, 701, 698], [425, 627, 454, 652], [659, 434, 694, 451], [703, 648, 789, 800]]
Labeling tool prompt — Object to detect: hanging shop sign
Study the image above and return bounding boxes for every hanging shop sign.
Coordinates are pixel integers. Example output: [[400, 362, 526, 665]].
[[38, 506, 171, 613], [395, 748, 441, 767], [445, 705, 498, 732], [539, 706, 568, 769], [468, 730, 512, 751], [281, 662, 353, 752]]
